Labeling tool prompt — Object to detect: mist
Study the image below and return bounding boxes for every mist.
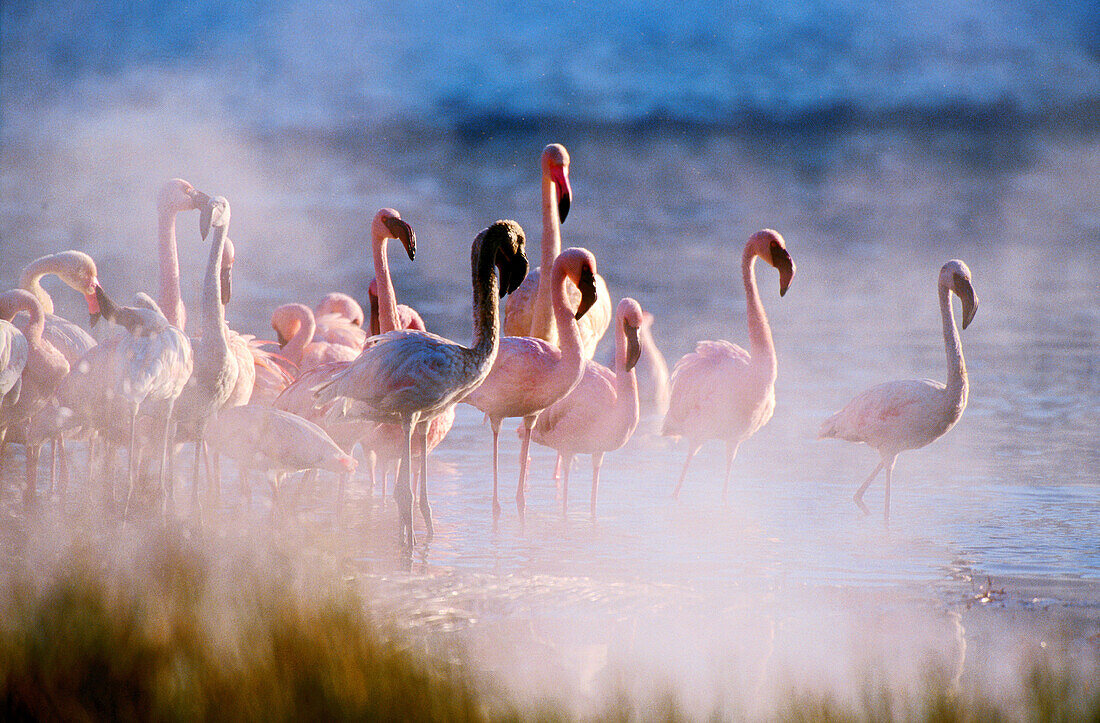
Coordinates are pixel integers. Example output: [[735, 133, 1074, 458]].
[[2, 1, 1098, 718]]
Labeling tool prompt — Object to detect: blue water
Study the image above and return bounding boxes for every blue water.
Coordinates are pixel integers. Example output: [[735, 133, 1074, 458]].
[[4, 0, 1100, 130]]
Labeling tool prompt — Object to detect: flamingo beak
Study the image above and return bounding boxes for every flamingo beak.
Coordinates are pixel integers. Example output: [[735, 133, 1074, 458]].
[[574, 265, 598, 320], [188, 188, 211, 210], [771, 242, 795, 297], [954, 274, 978, 329], [383, 216, 416, 261], [85, 280, 101, 326], [624, 321, 641, 371], [552, 165, 571, 223], [93, 285, 119, 327], [199, 202, 213, 241]]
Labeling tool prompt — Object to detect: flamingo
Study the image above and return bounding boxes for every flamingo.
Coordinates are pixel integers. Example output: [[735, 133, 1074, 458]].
[[532, 297, 643, 518], [272, 303, 359, 373], [155, 178, 210, 330], [662, 229, 796, 503], [205, 404, 356, 517], [0, 316, 29, 448], [0, 290, 69, 504], [172, 196, 241, 517], [312, 220, 529, 547], [464, 246, 599, 519], [315, 292, 369, 348], [504, 143, 611, 358], [819, 260, 979, 521], [367, 279, 426, 335], [637, 310, 671, 421], [88, 288, 192, 515]]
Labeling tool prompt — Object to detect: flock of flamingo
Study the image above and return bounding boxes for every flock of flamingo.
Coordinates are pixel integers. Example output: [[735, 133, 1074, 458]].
[[0, 143, 979, 546]]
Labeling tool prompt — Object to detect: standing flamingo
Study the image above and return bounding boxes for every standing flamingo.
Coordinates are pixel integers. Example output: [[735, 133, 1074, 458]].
[[0, 290, 69, 504], [315, 292, 369, 348], [532, 297, 643, 518], [819, 260, 979, 521], [0, 320, 27, 430], [272, 303, 359, 372], [463, 247, 598, 519], [662, 229, 796, 503], [367, 279, 426, 335], [19, 250, 100, 363], [504, 143, 611, 358], [89, 288, 192, 515], [636, 310, 671, 421], [313, 220, 528, 547], [172, 196, 240, 517]]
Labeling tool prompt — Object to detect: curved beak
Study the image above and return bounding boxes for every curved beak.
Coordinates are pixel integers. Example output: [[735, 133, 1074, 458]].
[[93, 285, 118, 327], [220, 264, 233, 306], [497, 252, 528, 298], [954, 274, 978, 329], [274, 326, 289, 347], [574, 265, 598, 320], [551, 165, 571, 223], [383, 216, 416, 261], [771, 242, 795, 297], [199, 202, 213, 241], [624, 321, 641, 371]]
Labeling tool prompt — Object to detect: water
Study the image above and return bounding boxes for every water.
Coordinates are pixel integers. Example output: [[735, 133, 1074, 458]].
[[2, 1, 1098, 713]]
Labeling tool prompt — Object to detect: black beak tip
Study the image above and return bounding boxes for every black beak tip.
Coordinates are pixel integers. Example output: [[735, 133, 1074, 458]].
[[558, 195, 570, 223], [90, 312, 101, 328]]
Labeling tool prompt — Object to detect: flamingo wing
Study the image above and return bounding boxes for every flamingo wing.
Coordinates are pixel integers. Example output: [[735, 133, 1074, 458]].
[[819, 378, 948, 449]]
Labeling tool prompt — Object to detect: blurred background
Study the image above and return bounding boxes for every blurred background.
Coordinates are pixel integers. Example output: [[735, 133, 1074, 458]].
[[1, 0, 1098, 714]]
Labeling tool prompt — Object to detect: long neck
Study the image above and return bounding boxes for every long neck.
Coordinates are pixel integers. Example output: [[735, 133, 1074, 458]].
[[470, 250, 502, 368], [17, 257, 55, 316], [530, 171, 562, 342], [9, 297, 45, 343], [158, 207, 186, 330], [199, 224, 228, 349], [551, 268, 583, 363], [613, 324, 640, 433], [742, 244, 776, 375], [372, 233, 401, 334], [282, 307, 316, 366], [939, 285, 967, 407]]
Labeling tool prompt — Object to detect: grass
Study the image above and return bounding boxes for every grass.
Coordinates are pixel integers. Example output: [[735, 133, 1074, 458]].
[[0, 530, 1097, 722]]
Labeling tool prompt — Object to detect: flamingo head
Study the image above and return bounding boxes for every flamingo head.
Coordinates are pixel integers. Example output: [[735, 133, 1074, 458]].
[[556, 247, 599, 320], [48, 250, 102, 324], [220, 237, 235, 306], [750, 229, 795, 297], [479, 219, 528, 298], [940, 260, 978, 329], [199, 196, 231, 241], [374, 208, 416, 261], [542, 143, 572, 223], [316, 292, 364, 327], [617, 297, 644, 371], [157, 178, 210, 215], [271, 303, 309, 347]]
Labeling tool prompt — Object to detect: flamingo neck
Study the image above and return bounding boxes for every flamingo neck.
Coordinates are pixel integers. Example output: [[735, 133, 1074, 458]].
[[939, 285, 968, 409], [281, 305, 316, 366], [530, 171, 562, 343], [741, 244, 776, 374], [613, 323, 640, 432], [551, 266, 583, 361], [17, 257, 56, 316], [372, 233, 401, 334], [199, 223, 228, 350], [470, 245, 502, 368], [158, 209, 186, 330], [3, 295, 45, 342]]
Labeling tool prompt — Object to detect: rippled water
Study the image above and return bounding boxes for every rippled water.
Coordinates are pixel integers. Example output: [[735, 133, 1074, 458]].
[[2, 119, 1098, 711]]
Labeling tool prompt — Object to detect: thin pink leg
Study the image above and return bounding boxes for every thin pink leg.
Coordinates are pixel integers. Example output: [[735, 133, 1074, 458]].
[[590, 453, 603, 519], [672, 441, 701, 500]]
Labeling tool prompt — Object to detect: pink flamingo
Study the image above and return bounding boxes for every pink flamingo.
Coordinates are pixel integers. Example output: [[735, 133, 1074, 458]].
[[637, 310, 671, 420], [314, 292, 368, 348], [662, 229, 796, 503], [367, 279, 426, 335], [89, 287, 193, 515], [206, 404, 356, 518], [0, 319, 27, 432], [156, 178, 210, 330], [504, 143, 611, 358], [0, 290, 69, 505], [19, 250, 100, 364], [312, 220, 528, 547], [272, 303, 359, 373], [532, 297, 644, 518], [819, 260, 978, 521], [463, 247, 598, 519]]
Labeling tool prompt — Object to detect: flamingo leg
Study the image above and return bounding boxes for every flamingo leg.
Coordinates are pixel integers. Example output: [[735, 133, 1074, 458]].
[[24, 437, 40, 509], [209, 451, 222, 511], [853, 459, 885, 516], [590, 452, 604, 519], [516, 415, 536, 519], [722, 442, 740, 506], [490, 418, 502, 520], [883, 455, 897, 523], [394, 415, 416, 548], [57, 436, 70, 498], [49, 438, 58, 497], [367, 450, 377, 496], [158, 400, 175, 520], [672, 441, 702, 500], [124, 407, 139, 518], [553, 453, 563, 486], [560, 453, 573, 517], [416, 423, 432, 539]]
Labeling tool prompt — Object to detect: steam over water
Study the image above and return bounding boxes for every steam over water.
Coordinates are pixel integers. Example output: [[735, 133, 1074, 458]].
[[2, 0, 1098, 715]]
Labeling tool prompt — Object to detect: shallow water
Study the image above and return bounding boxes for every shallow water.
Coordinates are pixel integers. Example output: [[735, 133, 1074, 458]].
[[2, 111, 1097, 711]]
